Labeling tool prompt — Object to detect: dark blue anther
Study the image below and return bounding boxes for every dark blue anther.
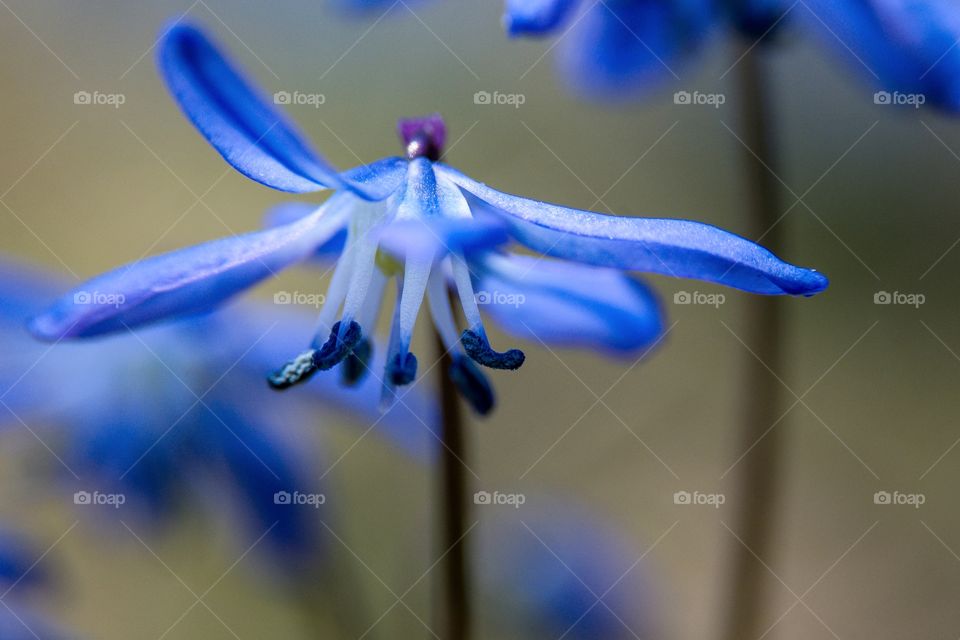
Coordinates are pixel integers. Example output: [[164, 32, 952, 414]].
[[461, 329, 525, 370], [388, 352, 418, 386], [341, 338, 372, 386], [312, 320, 363, 371], [267, 349, 318, 390], [450, 356, 494, 415]]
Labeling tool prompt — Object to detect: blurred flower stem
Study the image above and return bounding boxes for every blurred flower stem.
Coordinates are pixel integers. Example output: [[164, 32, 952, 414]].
[[435, 332, 472, 640], [721, 40, 786, 640]]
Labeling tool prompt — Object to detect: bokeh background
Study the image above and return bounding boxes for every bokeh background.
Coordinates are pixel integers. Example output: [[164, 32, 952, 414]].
[[2, 0, 960, 638]]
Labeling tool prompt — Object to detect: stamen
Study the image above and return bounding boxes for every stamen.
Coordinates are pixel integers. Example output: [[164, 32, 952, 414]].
[[449, 356, 494, 415], [312, 320, 363, 370], [426, 267, 460, 351], [380, 282, 404, 409], [267, 349, 318, 390], [338, 220, 383, 326], [449, 254, 525, 370], [385, 252, 431, 387], [388, 352, 418, 385], [341, 337, 372, 385], [461, 328, 525, 370], [313, 240, 354, 345], [450, 255, 484, 329]]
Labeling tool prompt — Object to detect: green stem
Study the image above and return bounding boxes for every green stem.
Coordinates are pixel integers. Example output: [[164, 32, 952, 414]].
[[720, 39, 786, 640]]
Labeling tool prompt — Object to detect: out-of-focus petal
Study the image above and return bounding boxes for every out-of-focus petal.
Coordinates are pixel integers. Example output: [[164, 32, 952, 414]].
[[504, 0, 581, 35], [159, 23, 401, 198], [556, 0, 714, 99], [473, 253, 663, 355], [803, 0, 960, 111], [439, 166, 829, 296], [195, 304, 441, 461], [478, 501, 657, 639], [29, 202, 349, 340]]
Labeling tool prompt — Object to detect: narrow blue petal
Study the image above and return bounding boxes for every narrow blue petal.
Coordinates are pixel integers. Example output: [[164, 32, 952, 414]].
[[803, 0, 960, 110], [439, 166, 829, 296], [29, 205, 348, 340], [556, 0, 714, 99], [158, 23, 400, 198], [504, 0, 581, 35], [474, 253, 663, 354]]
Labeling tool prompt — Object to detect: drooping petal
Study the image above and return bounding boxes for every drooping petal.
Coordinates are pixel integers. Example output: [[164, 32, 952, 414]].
[[802, 0, 960, 111], [555, 0, 715, 99], [504, 0, 581, 36], [439, 166, 829, 296], [158, 23, 402, 198], [474, 253, 663, 354], [29, 202, 349, 340]]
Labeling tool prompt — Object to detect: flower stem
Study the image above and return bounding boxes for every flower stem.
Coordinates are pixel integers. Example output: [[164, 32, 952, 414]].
[[720, 40, 785, 640], [435, 333, 472, 640]]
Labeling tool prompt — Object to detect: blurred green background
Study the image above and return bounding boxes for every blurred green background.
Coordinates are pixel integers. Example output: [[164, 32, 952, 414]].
[[2, 0, 960, 638]]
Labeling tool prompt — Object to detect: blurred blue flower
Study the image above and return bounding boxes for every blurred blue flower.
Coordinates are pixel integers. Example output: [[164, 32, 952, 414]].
[[507, 0, 960, 110], [2, 259, 435, 571], [478, 502, 656, 639], [0, 526, 70, 640], [30, 23, 826, 414], [506, 0, 716, 99], [802, 0, 960, 111]]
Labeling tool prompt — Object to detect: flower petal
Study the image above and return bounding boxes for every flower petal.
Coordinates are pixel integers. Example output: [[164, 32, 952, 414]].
[[504, 0, 581, 36], [377, 160, 508, 260], [555, 0, 714, 98], [439, 166, 828, 296], [29, 203, 349, 340], [158, 23, 400, 199], [474, 253, 663, 355]]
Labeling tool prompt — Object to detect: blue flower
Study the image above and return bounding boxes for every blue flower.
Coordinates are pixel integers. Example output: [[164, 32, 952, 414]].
[[30, 23, 827, 414], [478, 501, 656, 639], [0, 526, 70, 640], [802, 0, 960, 110], [506, 0, 960, 110], [506, 0, 717, 99], [2, 259, 435, 570]]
